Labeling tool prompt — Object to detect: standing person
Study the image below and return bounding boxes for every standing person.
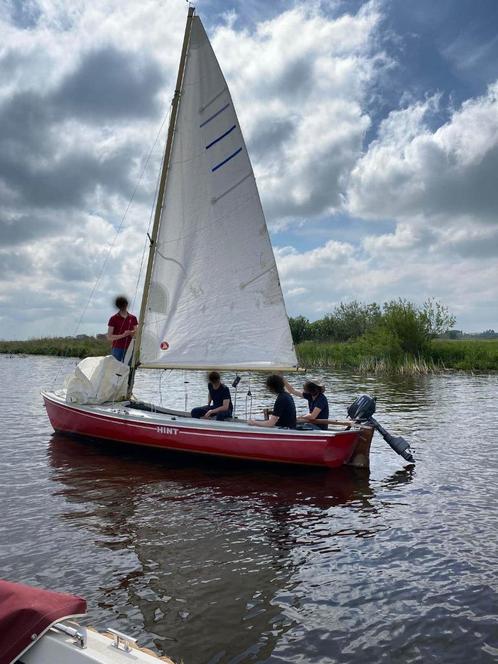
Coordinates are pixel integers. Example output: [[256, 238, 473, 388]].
[[283, 378, 329, 430], [107, 296, 138, 364], [248, 374, 296, 429], [191, 371, 233, 421]]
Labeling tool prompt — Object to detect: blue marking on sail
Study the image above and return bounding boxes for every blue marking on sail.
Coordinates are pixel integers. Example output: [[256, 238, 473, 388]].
[[200, 103, 230, 128], [206, 125, 236, 150], [211, 148, 242, 172]]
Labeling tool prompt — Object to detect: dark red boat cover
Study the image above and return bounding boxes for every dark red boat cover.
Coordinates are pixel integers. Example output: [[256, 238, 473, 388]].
[[0, 579, 86, 664]]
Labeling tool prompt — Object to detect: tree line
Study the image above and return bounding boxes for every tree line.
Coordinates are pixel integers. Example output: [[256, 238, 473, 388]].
[[290, 299, 456, 358]]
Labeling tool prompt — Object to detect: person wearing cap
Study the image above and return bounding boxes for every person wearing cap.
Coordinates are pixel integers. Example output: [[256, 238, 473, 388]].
[[107, 296, 138, 363], [283, 378, 329, 430]]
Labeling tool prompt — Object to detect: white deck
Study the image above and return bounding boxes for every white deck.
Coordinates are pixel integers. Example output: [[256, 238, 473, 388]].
[[43, 390, 357, 439]]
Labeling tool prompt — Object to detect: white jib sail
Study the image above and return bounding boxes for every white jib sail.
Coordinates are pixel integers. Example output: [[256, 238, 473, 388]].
[[139, 16, 297, 370]]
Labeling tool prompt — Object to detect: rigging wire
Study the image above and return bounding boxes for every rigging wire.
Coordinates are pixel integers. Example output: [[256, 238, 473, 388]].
[[158, 369, 172, 406], [74, 110, 170, 336], [51, 107, 171, 388], [183, 370, 189, 412], [130, 112, 169, 313], [245, 378, 253, 421]]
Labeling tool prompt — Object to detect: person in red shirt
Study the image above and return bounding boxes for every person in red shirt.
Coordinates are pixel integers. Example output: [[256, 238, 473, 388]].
[[107, 296, 138, 363]]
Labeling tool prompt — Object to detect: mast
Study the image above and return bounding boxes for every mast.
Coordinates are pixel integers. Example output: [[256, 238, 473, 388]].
[[127, 6, 195, 397]]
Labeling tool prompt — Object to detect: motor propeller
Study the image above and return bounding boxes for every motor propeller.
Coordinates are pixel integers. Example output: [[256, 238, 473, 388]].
[[347, 394, 414, 463]]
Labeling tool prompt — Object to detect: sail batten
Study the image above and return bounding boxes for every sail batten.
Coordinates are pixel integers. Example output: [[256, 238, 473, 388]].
[[138, 15, 297, 371], [200, 87, 228, 112], [199, 103, 230, 127]]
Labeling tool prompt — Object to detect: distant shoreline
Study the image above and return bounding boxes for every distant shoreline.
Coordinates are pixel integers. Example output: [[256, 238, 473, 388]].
[[1, 336, 497, 373], [0, 336, 109, 359]]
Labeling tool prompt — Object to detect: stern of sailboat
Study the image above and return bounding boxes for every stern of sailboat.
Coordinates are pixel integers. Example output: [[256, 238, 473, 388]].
[[346, 425, 374, 469]]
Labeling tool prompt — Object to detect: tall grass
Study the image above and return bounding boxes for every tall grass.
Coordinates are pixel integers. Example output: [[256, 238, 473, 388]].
[[429, 339, 498, 371], [296, 339, 498, 373]]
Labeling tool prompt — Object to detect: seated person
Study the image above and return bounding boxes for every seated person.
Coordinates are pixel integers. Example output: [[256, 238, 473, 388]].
[[249, 374, 296, 429], [191, 371, 232, 421], [284, 378, 329, 430]]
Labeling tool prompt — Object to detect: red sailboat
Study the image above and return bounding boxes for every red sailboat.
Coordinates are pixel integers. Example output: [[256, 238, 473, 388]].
[[43, 392, 372, 468], [43, 8, 373, 470]]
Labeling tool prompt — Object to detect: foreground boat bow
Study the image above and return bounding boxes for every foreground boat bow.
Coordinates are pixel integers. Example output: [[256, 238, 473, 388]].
[[0, 579, 171, 664]]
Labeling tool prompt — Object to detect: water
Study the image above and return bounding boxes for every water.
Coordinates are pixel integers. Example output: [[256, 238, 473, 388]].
[[1, 355, 497, 663]]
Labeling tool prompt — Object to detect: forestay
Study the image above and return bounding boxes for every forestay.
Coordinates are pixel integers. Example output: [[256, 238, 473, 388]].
[[138, 15, 297, 370]]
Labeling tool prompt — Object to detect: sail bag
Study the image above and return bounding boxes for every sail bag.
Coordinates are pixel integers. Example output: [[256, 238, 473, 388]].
[[64, 356, 129, 404]]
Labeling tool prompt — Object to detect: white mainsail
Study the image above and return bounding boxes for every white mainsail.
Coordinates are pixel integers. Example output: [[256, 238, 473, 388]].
[[138, 15, 297, 370]]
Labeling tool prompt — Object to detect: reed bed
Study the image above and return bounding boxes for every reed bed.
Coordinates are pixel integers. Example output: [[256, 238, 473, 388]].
[[1, 337, 497, 373], [296, 339, 498, 374], [429, 339, 498, 371]]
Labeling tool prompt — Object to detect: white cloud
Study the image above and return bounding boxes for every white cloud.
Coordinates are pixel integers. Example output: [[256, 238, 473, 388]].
[[1, 0, 497, 338], [346, 81, 498, 224], [212, 1, 386, 224], [0, 0, 188, 338], [276, 235, 498, 330], [0, 0, 391, 338], [275, 75, 498, 328], [312, 78, 498, 329]]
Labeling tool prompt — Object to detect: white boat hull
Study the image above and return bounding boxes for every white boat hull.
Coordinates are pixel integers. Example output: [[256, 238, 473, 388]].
[[21, 625, 171, 663]]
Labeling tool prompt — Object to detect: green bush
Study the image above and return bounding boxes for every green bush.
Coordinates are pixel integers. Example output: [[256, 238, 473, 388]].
[[377, 299, 430, 356], [291, 301, 382, 343], [289, 316, 311, 344], [290, 298, 454, 348]]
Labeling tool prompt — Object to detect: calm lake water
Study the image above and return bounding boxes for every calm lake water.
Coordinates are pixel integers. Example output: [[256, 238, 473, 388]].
[[1, 355, 497, 663]]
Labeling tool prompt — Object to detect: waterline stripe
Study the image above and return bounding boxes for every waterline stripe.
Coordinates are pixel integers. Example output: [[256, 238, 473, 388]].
[[206, 125, 236, 150], [211, 147, 242, 172], [199, 103, 230, 128]]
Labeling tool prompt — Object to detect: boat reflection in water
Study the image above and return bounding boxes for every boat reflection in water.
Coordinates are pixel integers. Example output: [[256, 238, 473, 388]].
[[47, 433, 414, 664]]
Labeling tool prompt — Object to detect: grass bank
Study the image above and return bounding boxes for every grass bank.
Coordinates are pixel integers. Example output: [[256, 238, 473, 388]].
[[0, 336, 109, 359], [296, 339, 498, 373], [2, 337, 498, 373], [428, 339, 498, 371]]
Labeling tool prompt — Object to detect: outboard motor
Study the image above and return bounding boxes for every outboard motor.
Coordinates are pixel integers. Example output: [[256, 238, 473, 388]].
[[348, 394, 377, 422], [348, 394, 414, 463]]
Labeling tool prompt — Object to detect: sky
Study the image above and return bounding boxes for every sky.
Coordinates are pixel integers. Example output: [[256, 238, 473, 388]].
[[1, 0, 497, 339]]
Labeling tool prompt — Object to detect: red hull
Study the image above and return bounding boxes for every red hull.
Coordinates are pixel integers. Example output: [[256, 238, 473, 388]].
[[42, 392, 365, 468]]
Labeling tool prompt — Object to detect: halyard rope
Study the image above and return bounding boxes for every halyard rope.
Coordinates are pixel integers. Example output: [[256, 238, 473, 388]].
[[52, 107, 171, 387]]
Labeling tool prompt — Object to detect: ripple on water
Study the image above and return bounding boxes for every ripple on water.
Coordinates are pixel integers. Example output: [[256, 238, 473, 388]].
[[0, 356, 497, 663]]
